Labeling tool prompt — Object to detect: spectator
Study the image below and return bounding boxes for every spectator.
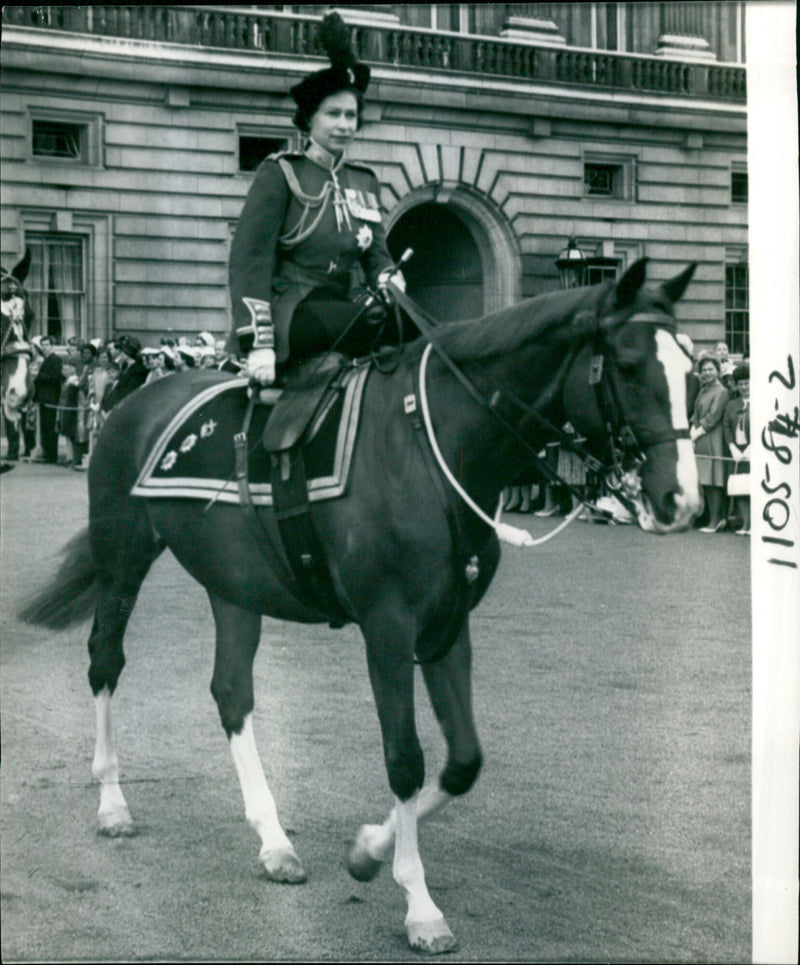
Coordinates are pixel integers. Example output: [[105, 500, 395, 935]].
[[676, 333, 700, 418], [74, 342, 99, 467], [56, 358, 81, 467], [21, 355, 42, 460], [102, 336, 148, 411], [715, 341, 737, 395], [690, 353, 730, 533], [100, 362, 121, 412], [32, 335, 62, 464], [722, 363, 751, 536], [214, 339, 241, 374], [194, 331, 216, 350]]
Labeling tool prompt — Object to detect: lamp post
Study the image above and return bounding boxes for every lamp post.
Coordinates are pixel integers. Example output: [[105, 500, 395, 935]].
[[555, 238, 587, 290]]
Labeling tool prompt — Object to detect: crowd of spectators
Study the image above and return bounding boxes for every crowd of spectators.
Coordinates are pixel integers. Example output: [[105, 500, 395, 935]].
[[3, 330, 752, 537], [2, 331, 241, 469], [502, 338, 751, 535]]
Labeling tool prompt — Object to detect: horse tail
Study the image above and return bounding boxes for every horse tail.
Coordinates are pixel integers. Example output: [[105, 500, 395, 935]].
[[18, 528, 99, 630]]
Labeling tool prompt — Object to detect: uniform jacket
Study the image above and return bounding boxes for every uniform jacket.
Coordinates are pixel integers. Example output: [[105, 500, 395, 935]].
[[228, 140, 393, 362]]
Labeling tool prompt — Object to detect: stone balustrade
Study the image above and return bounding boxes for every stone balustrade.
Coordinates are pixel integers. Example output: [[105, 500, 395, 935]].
[[1, 4, 746, 102]]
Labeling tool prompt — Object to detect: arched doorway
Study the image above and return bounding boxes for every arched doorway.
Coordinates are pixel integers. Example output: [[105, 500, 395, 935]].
[[387, 203, 481, 321], [386, 186, 520, 322]]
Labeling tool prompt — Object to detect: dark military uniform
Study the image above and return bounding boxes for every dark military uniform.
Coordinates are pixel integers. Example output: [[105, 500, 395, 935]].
[[228, 139, 394, 365]]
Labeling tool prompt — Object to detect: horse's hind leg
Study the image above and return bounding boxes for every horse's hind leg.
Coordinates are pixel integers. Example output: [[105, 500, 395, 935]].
[[208, 592, 306, 883], [88, 514, 163, 836], [348, 621, 481, 884]]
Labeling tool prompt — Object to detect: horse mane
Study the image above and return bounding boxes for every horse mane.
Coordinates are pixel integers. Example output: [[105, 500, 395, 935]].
[[408, 282, 610, 363]]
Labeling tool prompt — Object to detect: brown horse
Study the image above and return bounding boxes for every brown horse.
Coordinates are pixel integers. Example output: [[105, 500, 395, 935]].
[[20, 258, 700, 953]]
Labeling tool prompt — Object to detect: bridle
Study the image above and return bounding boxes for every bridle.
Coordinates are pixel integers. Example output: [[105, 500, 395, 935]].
[[391, 284, 688, 519]]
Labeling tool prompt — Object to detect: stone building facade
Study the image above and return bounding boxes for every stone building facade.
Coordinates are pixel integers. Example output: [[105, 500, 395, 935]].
[[0, 4, 748, 356]]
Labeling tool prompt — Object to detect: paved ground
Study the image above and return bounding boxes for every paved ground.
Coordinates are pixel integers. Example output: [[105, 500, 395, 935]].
[[1, 461, 751, 962]]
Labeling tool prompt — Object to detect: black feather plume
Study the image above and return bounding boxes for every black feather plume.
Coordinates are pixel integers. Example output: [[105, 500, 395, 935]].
[[319, 12, 356, 68]]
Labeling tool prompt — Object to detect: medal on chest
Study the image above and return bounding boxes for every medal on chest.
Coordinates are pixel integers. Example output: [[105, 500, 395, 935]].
[[344, 188, 382, 223]]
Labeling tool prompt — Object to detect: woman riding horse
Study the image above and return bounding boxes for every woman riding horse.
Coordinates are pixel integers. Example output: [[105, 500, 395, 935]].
[[20, 251, 701, 953], [228, 12, 407, 387]]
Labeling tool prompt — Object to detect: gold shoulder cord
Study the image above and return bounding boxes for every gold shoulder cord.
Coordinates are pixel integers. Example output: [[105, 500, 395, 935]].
[[277, 158, 351, 248]]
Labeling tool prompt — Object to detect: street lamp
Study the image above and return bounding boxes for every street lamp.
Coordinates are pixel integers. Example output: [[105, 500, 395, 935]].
[[555, 238, 587, 290]]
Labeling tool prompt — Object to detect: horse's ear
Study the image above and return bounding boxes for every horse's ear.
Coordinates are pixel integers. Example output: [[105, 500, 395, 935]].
[[613, 258, 648, 309], [12, 248, 31, 284], [661, 263, 697, 305]]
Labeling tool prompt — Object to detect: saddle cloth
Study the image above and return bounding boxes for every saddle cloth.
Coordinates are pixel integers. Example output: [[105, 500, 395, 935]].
[[131, 365, 369, 505]]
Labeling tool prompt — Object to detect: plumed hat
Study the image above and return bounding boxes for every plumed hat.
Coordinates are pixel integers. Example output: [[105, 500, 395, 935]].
[[290, 12, 369, 131]]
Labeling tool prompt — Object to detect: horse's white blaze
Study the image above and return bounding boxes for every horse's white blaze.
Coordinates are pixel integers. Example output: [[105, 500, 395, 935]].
[[655, 329, 701, 522], [229, 714, 294, 857], [92, 687, 132, 827]]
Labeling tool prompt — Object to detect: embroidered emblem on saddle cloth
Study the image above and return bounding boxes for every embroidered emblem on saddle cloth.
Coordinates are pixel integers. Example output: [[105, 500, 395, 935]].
[[131, 365, 369, 504]]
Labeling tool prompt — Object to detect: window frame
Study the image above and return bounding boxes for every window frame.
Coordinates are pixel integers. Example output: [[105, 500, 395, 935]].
[[724, 249, 749, 357], [582, 151, 637, 202], [731, 161, 748, 205], [236, 124, 298, 175], [24, 233, 87, 344], [20, 209, 112, 344], [28, 108, 103, 168]]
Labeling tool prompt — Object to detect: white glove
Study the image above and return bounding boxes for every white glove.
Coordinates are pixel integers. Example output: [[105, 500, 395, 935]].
[[247, 347, 275, 387], [377, 267, 407, 295]]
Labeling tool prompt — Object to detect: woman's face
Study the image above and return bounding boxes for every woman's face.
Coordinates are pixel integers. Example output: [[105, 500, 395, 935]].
[[309, 90, 359, 156], [699, 361, 719, 385], [715, 343, 729, 361], [737, 378, 750, 400]]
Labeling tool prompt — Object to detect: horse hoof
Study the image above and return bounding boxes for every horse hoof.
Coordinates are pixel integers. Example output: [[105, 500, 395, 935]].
[[346, 827, 385, 882], [407, 917, 457, 955], [260, 847, 307, 884], [97, 808, 136, 837]]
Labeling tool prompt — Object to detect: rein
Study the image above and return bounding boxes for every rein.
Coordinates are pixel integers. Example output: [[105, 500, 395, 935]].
[[390, 284, 683, 541]]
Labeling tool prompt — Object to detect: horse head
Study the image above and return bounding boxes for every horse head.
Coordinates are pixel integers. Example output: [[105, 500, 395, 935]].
[[1, 249, 35, 423], [562, 258, 701, 533]]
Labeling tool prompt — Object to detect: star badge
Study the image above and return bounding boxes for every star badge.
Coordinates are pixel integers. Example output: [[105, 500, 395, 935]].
[[356, 224, 373, 251]]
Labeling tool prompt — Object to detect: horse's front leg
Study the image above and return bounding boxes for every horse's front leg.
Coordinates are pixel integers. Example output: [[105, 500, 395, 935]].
[[208, 593, 306, 883], [361, 606, 456, 954], [349, 620, 481, 885]]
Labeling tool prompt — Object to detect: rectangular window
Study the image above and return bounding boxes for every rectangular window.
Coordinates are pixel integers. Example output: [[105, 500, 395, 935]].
[[725, 257, 749, 357], [584, 163, 618, 197], [25, 235, 85, 343], [32, 119, 86, 161], [29, 109, 102, 167], [731, 166, 748, 204], [583, 152, 636, 201], [238, 134, 288, 172], [585, 259, 620, 285]]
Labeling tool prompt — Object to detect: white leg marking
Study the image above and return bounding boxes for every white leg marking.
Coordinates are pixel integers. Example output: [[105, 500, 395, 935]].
[[393, 793, 456, 953], [655, 330, 701, 522], [348, 782, 452, 881], [92, 687, 135, 836], [229, 714, 306, 882]]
